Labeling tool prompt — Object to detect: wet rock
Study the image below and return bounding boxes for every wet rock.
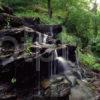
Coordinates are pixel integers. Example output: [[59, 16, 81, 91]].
[[69, 81, 95, 100], [0, 83, 17, 100], [41, 75, 70, 97], [23, 17, 40, 25], [0, 13, 23, 29], [0, 13, 40, 29], [57, 45, 76, 62], [92, 80, 100, 99], [66, 76, 77, 87], [0, 27, 40, 45], [30, 24, 62, 36], [0, 94, 17, 100], [0, 5, 13, 15], [96, 95, 100, 100], [93, 80, 100, 89]]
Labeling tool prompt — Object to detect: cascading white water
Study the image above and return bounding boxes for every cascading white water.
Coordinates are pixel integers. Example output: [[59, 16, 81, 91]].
[[50, 50, 58, 77], [43, 34, 48, 44], [50, 26, 53, 37], [75, 48, 84, 80], [66, 47, 69, 60], [62, 48, 67, 60], [50, 61, 53, 77], [49, 26, 54, 77], [38, 33, 42, 44], [54, 49, 58, 58], [53, 50, 58, 74], [56, 57, 71, 73], [77, 70, 83, 80]]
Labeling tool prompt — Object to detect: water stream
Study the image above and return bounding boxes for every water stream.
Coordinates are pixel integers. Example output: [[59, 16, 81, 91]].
[[43, 34, 48, 44], [75, 48, 83, 80], [38, 33, 42, 44], [50, 26, 53, 37], [53, 50, 58, 74], [56, 57, 71, 74]]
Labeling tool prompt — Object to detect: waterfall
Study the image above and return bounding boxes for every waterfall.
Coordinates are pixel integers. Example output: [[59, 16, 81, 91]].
[[50, 61, 53, 77], [49, 26, 57, 76], [43, 34, 48, 44], [50, 26, 53, 37], [49, 49, 59, 77], [38, 33, 48, 44], [38, 33, 42, 44], [2, 57, 14, 66], [54, 49, 58, 58], [62, 48, 67, 60], [75, 48, 83, 80], [77, 70, 83, 80], [56, 57, 71, 74], [67, 47, 69, 60], [53, 50, 58, 75]]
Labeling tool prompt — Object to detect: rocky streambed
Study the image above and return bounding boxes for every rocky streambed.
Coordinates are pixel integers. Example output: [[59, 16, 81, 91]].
[[0, 5, 100, 100]]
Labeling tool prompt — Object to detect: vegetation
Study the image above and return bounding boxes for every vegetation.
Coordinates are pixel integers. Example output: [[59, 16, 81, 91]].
[[0, 0, 100, 70]]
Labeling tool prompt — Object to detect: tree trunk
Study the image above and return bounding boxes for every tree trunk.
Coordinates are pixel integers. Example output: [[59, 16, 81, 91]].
[[48, 0, 52, 18], [92, 1, 98, 38]]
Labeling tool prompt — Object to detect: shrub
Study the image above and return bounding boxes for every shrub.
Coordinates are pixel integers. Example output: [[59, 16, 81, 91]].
[[80, 52, 100, 70]]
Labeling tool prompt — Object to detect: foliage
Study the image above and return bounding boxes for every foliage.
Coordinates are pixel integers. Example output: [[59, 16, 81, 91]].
[[25, 36, 33, 55], [64, 0, 95, 48], [80, 52, 100, 70], [91, 33, 100, 55], [15, 10, 62, 24], [57, 28, 77, 45]]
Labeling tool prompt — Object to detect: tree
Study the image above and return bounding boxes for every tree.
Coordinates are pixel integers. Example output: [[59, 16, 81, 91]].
[[92, 0, 98, 38], [48, 0, 52, 18]]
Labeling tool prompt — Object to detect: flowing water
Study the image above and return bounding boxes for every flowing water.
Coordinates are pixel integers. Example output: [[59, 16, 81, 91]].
[[70, 80, 95, 100], [50, 26, 53, 37], [75, 48, 84, 80], [38, 33, 42, 44], [62, 48, 67, 59], [56, 57, 72, 74], [53, 50, 58, 74], [49, 50, 58, 77], [49, 27, 55, 77], [66, 46, 69, 60], [54, 49, 58, 58], [43, 34, 48, 44], [77, 70, 83, 80]]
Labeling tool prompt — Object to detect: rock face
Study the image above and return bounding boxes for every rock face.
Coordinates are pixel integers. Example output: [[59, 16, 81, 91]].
[[0, 84, 17, 100], [0, 27, 39, 44], [0, 13, 40, 29], [0, 5, 13, 15], [0, 13, 62, 35], [30, 24, 62, 36]]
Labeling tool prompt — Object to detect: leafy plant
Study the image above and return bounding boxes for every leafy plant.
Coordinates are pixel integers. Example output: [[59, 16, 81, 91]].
[[24, 37, 33, 55]]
